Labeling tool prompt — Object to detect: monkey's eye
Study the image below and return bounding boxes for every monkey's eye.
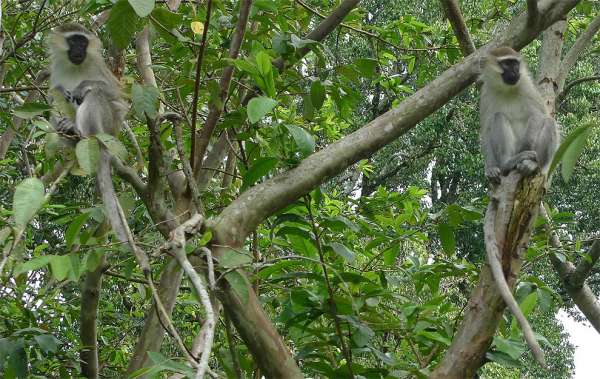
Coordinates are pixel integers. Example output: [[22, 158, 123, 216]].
[[75, 97, 83, 106]]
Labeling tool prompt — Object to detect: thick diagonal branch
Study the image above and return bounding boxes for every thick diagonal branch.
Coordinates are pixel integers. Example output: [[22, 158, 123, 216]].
[[557, 14, 600, 92], [439, 0, 475, 56]]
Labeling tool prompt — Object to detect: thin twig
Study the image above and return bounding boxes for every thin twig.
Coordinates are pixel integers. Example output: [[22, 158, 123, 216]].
[[171, 115, 205, 213], [305, 196, 354, 377], [190, 0, 213, 169], [167, 214, 215, 379]]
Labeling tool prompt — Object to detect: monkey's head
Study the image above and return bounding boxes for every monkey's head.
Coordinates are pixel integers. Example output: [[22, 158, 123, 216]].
[[482, 47, 525, 89], [47, 23, 102, 66]]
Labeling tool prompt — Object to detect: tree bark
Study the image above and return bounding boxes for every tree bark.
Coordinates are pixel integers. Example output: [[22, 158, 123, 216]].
[[80, 254, 107, 379], [431, 173, 546, 378]]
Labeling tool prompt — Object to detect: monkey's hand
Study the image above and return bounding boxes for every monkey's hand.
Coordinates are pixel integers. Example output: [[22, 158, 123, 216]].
[[486, 166, 502, 184], [53, 85, 73, 103], [516, 159, 539, 176], [55, 117, 81, 140]]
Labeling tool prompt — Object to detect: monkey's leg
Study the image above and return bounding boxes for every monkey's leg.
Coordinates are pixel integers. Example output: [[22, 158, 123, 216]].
[[530, 117, 559, 174], [488, 113, 536, 177]]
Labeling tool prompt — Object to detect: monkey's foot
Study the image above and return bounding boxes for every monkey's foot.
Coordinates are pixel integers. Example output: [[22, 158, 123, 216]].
[[486, 167, 502, 183], [55, 117, 80, 139], [518, 150, 538, 162], [516, 159, 539, 176]]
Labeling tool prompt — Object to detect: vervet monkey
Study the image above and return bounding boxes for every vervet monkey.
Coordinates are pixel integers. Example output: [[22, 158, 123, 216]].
[[480, 47, 559, 182], [480, 46, 559, 367], [48, 23, 129, 242]]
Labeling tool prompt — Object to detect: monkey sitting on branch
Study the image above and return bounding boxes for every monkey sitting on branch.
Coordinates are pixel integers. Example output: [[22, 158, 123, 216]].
[[479, 46, 559, 367], [47, 23, 131, 244]]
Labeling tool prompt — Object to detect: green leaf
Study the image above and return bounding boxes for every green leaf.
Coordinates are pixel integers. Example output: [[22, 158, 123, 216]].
[[151, 7, 182, 29], [132, 82, 160, 119], [76, 138, 100, 175], [285, 124, 315, 156], [561, 127, 591, 182], [417, 330, 451, 346], [310, 80, 326, 110], [224, 271, 249, 304], [255, 51, 273, 77], [13, 256, 52, 277], [107, 0, 139, 50], [96, 133, 128, 161], [354, 58, 378, 78], [242, 157, 278, 190], [13, 178, 45, 229], [49, 255, 73, 281], [34, 334, 59, 354], [510, 291, 538, 335], [85, 251, 105, 272], [65, 212, 90, 250], [247, 96, 278, 123], [128, 0, 154, 17], [330, 242, 355, 263], [13, 103, 51, 119], [437, 223, 455, 255], [254, 0, 278, 11], [493, 336, 526, 360], [302, 94, 315, 121], [219, 248, 252, 269], [549, 124, 591, 176]]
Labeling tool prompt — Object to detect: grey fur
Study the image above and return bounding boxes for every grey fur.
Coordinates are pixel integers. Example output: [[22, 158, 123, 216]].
[[49, 25, 129, 242]]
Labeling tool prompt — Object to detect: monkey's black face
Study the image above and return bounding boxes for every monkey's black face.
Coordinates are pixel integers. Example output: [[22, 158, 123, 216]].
[[499, 58, 520, 85], [66, 34, 89, 65]]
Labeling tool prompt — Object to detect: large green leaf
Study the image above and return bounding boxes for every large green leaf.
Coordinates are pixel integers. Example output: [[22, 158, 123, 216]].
[[49, 255, 73, 281], [310, 80, 326, 110], [437, 223, 455, 255], [242, 157, 278, 190], [96, 133, 128, 161], [132, 82, 160, 119], [285, 124, 315, 156], [549, 124, 592, 179], [247, 96, 278, 123], [13, 178, 45, 229], [13, 103, 51, 119], [128, 0, 154, 17], [329, 242, 356, 263], [75, 138, 100, 175], [13, 256, 52, 277], [107, 0, 139, 49]]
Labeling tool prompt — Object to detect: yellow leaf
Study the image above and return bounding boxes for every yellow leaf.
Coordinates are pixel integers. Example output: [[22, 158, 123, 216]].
[[191, 21, 204, 35]]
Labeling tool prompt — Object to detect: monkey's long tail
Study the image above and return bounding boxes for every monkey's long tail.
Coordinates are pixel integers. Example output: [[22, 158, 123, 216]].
[[97, 148, 130, 243], [484, 201, 547, 368]]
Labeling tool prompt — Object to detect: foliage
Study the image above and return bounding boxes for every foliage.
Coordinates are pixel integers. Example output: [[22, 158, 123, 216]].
[[1, 0, 598, 377]]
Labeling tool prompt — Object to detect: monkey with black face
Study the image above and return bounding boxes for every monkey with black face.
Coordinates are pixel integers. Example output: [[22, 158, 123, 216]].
[[480, 46, 559, 183], [479, 46, 559, 367], [47, 23, 129, 242]]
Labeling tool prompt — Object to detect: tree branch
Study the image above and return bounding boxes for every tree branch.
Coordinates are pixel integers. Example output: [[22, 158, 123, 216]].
[[439, 0, 476, 56], [192, 0, 253, 175], [571, 239, 600, 288], [557, 13, 600, 92], [559, 75, 600, 100], [541, 208, 600, 332], [527, 0, 539, 26], [213, 0, 581, 246]]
